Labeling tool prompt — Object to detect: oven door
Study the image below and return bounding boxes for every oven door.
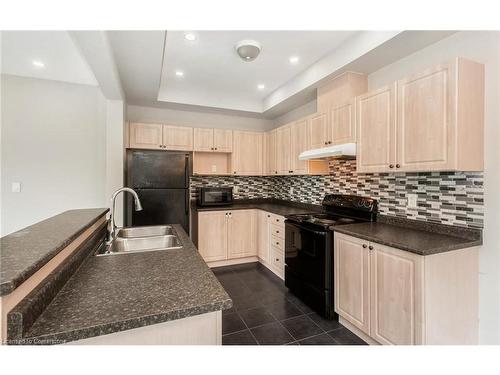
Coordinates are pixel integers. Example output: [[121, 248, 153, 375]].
[[284, 221, 332, 291]]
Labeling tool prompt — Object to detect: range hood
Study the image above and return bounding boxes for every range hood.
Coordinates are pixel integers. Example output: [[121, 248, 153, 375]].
[[298, 142, 356, 161]]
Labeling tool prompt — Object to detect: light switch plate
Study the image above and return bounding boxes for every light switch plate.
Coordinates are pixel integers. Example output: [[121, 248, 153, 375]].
[[233, 186, 239, 193], [407, 193, 417, 208], [12, 182, 21, 193]]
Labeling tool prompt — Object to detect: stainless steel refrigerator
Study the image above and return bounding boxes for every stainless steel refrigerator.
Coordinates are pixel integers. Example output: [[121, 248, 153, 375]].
[[125, 150, 192, 234]]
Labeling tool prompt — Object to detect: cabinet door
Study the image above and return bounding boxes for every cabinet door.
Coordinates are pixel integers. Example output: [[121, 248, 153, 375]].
[[129, 123, 163, 150], [291, 120, 309, 174], [257, 211, 270, 263], [276, 125, 292, 175], [329, 100, 355, 145], [396, 62, 455, 172], [198, 211, 227, 262], [213, 129, 233, 152], [334, 233, 370, 335], [266, 130, 277, 175], [227, 210, 257, 258], [370, 243, 423, 345], [232, 131, 263, 175], [163, 125, 193, 151], [309, 113, 328, 149], [356, 85, 396, 173], [193, 128, 214, 151]]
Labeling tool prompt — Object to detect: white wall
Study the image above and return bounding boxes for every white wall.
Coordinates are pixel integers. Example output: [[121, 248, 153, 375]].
[[127, 104, 273, 131], [1, 74, 107, 235], [272, 99, 317, 127], [367, 31, 500, 344]]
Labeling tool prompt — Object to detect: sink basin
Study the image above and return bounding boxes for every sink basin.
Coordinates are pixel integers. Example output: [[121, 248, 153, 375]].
[[116, 225, 175, 238], [95, 235, 182, 256]]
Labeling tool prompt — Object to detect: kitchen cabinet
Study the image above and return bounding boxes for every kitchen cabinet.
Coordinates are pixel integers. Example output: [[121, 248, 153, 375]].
[[334, 232, 479, 345], [227, 210, 257, 259], [276, 124, 292, 174], [129, 123, 163, 150], [163, 125, 193, 151], [309, 113, 328, 149], [265, 130, 277, 175], [334, 233, 371, 335], [194, 128, 233, 152], [232, 131, 264, 175], [329, 99, 355, 145], [356, 58, 484, 173], [197, 211, 228, 262], [197, 210, 256, 264], [257, 211, 270, 264], [356, 85, 396, 173], [291, 119, 309, 174]]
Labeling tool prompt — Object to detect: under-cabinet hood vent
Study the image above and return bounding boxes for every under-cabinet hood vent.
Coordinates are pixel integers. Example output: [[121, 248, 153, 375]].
[[299, 143, 356, 161]]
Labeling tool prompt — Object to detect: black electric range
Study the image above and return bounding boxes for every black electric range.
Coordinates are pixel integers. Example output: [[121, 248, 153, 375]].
[[284, 194, 377, 320]]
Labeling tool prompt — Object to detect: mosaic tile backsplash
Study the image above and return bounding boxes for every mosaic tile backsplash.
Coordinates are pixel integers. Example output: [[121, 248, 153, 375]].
[[190, 160, 484, 228]]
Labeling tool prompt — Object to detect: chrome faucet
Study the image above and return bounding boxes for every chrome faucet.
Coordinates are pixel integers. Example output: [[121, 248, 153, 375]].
[[107, 187, 143, 243]]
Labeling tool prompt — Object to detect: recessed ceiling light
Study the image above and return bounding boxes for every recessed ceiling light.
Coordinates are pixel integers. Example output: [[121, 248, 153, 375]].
[[257, 84, 265, 90], [32, 60, 45, 68], [184, 33, 197, 41], [289, 56, 299, 64], [175, 71, 184, 77]]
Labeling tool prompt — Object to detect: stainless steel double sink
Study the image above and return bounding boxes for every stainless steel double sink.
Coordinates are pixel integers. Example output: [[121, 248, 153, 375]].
[[95, 225, 183, 256]]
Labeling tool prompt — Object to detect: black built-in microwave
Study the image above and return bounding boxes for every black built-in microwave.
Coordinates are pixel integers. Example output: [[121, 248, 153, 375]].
[[197, 187, 233, 206]]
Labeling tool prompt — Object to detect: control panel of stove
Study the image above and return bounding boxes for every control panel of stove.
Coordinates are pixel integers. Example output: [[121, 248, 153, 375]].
[[322, 194, 377, 212]]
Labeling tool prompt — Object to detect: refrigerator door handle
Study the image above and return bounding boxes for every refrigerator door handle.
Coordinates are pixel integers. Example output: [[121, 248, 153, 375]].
[[184, 154, 190, 188]]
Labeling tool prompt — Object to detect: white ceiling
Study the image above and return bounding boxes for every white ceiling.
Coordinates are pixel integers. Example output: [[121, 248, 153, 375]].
[[157, 31, 357, 113], [1, 31, 97, 86]]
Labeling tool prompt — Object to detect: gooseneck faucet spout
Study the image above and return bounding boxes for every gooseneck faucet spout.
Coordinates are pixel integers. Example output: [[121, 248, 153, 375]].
[[107, 187, 143, 243]]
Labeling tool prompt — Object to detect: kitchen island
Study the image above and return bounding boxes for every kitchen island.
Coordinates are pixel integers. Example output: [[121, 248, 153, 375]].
[[2, 212, 232, 345]]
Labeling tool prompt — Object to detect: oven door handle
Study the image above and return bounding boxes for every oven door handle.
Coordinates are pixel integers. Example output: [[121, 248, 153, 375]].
[[285, 221, 328, 236]]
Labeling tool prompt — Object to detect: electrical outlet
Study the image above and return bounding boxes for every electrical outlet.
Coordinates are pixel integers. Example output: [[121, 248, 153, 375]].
[[233, 186, 239, 194], [11, 182, 21, 193], [407, 193, 418, 208]]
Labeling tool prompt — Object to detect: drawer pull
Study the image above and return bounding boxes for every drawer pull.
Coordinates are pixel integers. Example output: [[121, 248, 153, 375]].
[[276, 230, 280, 234], [276, 219, 279, 222], [368, 245, 374, 250], [276, 258, 279, 261], [276, 242, 279, 245], [362, 244, 367, 248]]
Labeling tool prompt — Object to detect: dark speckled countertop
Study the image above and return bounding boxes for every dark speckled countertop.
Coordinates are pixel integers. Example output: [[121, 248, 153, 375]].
[[333, 216, 482, 256], [21, 224, 232, 344], [194, 198, 322, 216], [0, 208, 109, 296]]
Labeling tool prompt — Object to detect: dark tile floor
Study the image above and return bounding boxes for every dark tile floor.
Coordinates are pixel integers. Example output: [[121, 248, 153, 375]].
[[213, 262, 367, 346]]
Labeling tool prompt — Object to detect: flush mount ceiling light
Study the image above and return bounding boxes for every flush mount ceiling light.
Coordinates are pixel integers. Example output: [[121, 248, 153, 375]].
[[184, 32, 197, 41], [32, 60, 45, 68], [235, 40, 262, 62], [289, 56, 299, 64], [175, 70, 184, 77]]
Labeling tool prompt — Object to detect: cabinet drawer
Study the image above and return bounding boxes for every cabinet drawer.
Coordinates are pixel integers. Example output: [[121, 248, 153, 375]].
[[270, 224, 284, 239], [270, 235, 284, 250], [270, 246, 284, 271], [269, 214, 285, 226]]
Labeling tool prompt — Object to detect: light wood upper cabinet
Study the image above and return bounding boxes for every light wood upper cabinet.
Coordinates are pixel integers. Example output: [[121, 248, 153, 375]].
[[193, 128, 214, 151], [197, 211, 228, 262], [163, 125, 193, 151], [334, 233, 371, 335], [129, 123, 163, 150], [291, 119, 309, 174], [370, 243, 423, 345], [329, 100, 355, 145], [232, 131, 263, 175], [227, 210, 257, 259], [357, 58, 484, 173], [213, 129, 233, 152], [194, 128, 232, 152], [276, 125, 292, 174], [309, 113, 328, 149], [266, 130, 277, 175], [356, 85, 397, 173]]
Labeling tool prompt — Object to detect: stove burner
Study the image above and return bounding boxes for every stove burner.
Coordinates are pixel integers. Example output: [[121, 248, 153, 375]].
[[286, 213, 356, 227]]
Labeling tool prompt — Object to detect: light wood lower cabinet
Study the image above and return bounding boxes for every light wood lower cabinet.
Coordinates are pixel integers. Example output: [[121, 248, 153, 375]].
[[257, 210, 270, 264], [227, 210, 257, 258], [197, 211, 228, 262], [334, 232, 478, 345]]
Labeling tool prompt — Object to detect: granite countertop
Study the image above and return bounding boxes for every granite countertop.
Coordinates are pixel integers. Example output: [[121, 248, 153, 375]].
[[0, 208, 109, 296], [21, 224, 232, 344], [194, 198, 322, 216], [333, 216, 482, 256]]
